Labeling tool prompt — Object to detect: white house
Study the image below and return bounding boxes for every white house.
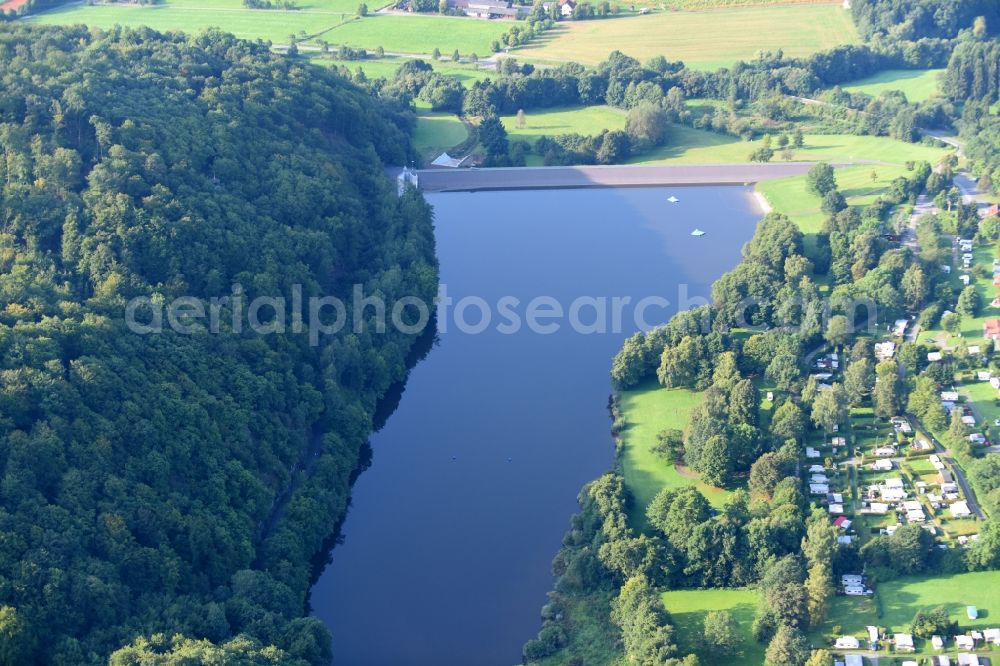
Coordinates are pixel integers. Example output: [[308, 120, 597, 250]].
[[809, 464, 826, 473], [875, 341, 896, 360], [811, 474, 830, 483], [932, 635, 945, 650], [942, 391, 960, 402], [882, 487, 907, 502], [956, 635, 975, 650], [962, 415, 976, 426], [829, 503, 844, 514], [869, 502, 890, 514], [978, 371, 992, 381], [928, 351, 944, 361], [806, 447, 821, 459], [957, 655, 981, 666], [810, 483, 830, 495], [845, 656, 864, 666], [873, 445, 898, 457], [951, 501, 973, 518], [872, 459, 893, 471], [835, 636, 860, 649], [983, 628, 1000, 645], [842, 574, 863, 586], [895, 634, 915, 652]]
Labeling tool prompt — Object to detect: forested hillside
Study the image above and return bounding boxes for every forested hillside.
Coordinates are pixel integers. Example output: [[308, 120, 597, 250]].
[[0, 24, 437, 664]]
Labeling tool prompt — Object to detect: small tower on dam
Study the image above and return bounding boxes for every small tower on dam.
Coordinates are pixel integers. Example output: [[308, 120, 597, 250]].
[[397, 166, 418, 196]]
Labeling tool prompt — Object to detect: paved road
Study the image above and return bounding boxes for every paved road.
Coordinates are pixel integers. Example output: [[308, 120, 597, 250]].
[[414, 162, 851, 192], [909, 416, 986, 520]]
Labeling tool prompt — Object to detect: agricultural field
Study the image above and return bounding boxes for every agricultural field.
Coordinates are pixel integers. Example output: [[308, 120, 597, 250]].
[[660, 0, 837, 7], [618, 380, 731, 530], [315, 55, 491, 85], [515, 4, 859, 70], [838, 68, 945, 103], [660, 588, 764, 666], [322, 14, 505, 55], [23, 1, 357, 42], [413, 113, 469, 157], [500, 106, 627, 142], [23, 3, 507, 54]]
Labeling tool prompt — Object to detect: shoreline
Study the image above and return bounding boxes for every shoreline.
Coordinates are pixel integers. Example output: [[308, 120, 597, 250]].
[[752, 189, 773, 215]]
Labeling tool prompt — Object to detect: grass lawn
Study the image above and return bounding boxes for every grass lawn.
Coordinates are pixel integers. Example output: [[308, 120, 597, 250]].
[[618, 380, 731, 530], [964, 378, 1000, 422], [413, 113, 468, 156], [633, 128, 949, 168], [501, 105, 627, 143], [324, 14, 507, 55], [515, 5, 859, 70], [818, 572, 1000, 645], [838, 68, 945, 103], [661, 588, 763, 666], [809, 594, 880, 644], [24, 0, 358, 43], [757, 164, 916, 234], [24, 5, 507, 54]]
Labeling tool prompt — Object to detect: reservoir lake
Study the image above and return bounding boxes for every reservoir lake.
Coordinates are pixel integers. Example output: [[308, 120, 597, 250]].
[[310, 185, 762, 665]]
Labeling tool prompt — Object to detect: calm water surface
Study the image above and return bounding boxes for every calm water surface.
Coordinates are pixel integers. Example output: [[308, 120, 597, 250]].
[[310, 185, 761, 665]]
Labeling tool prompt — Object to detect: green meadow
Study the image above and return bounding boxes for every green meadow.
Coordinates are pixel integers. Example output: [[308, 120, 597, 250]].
[[839, 68, 945, 103], [501, 106, 627, 142], [661, 588, 764, 666], [618, 380, 730, 531], [24, 2, 507, 54]]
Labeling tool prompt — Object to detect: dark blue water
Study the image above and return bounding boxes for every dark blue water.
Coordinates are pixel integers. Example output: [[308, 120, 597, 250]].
[[310, 185, 762, 665]]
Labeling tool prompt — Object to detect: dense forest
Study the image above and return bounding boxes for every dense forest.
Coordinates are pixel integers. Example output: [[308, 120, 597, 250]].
[[0, 24, 437, 664]]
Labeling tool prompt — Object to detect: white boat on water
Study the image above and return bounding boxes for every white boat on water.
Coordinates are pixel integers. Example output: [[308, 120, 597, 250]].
[[667, 196, 679, 203], [691, 229, 705, 237]]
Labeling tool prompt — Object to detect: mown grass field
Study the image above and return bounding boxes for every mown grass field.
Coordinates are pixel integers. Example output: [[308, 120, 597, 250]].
[[413, 113, 468, 156], [515, 5, 859, 69], [634, 127, 948, 167], [618, 380, 731, 531], [323, 14, 506, 54], [660, 588, 764, 666], [24, 3, 507, 54], [501, 105, 627, 142], [817, 572, 1000, 646], [25, 1, 350, 43], [839, 68, 945, 102], [757, 164, 914, 233]]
